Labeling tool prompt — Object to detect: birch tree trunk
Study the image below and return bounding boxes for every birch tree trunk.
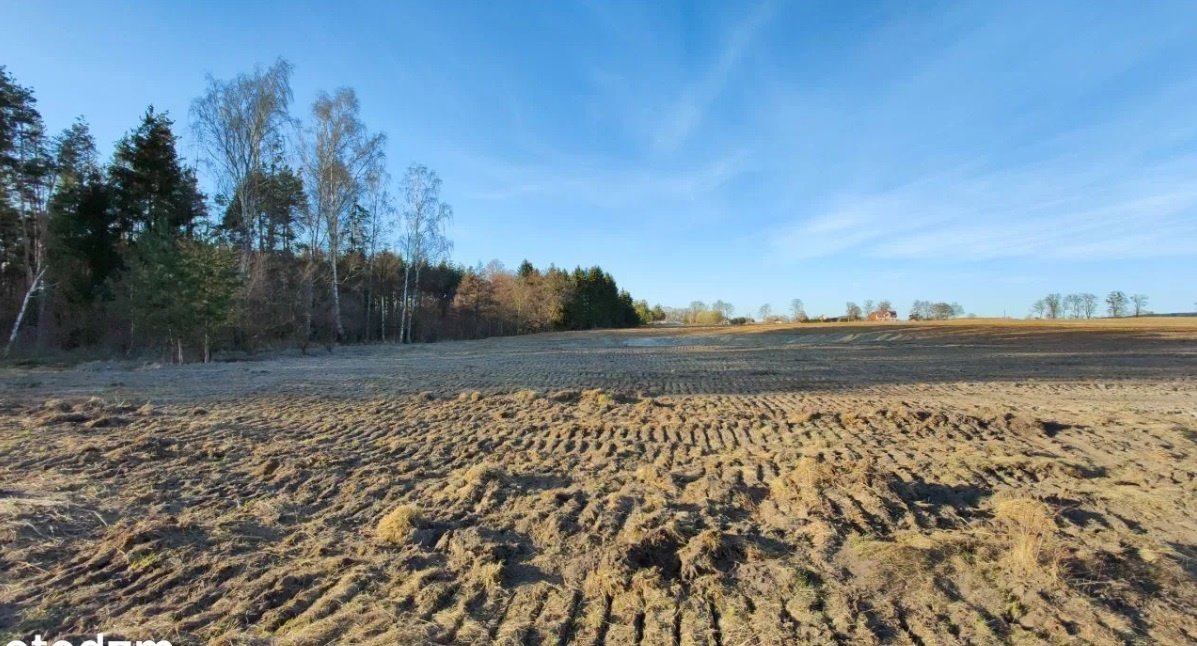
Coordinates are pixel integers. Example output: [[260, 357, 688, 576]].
[[329, 245, 344, 341], [399, 264, 411, 343], [300, 258, 315, 355], [407, 264, 422, 343], [4, 266, 47, 358]]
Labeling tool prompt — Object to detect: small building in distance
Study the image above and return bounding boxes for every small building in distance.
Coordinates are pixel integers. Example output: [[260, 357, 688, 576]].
[[868, 309, 898, 321]]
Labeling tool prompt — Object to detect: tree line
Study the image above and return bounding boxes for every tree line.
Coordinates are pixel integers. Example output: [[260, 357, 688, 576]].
[[647, 298, 967, 325], [1030, 291, 1148, 319], [0, 62, 644, 361]]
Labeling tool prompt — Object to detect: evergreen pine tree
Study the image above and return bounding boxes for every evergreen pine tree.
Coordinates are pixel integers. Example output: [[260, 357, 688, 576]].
[[108, 107, 205, 240]]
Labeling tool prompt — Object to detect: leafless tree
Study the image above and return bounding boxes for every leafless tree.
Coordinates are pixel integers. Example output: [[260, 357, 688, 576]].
[[758, 303, 772, 321], [925, 302, 960, 320], [1131, 294, 1148, 317], [1106, 291, 1127, 318], [1080, 293, 1098, 318], [1063, 293, 1082, 319], [1043, 293, 1062, 319], [790, 298, 805, 321], [398, 164, 453, 343], [845, 302, 862, 321], [191, 59, 293, 268], [863, 300, 875, 317], [1030, 299, 1046, 319], [301, 88, 386, 342]]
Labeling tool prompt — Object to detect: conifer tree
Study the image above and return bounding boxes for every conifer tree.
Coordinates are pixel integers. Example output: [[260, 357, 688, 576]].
[[108, 107, 205, 240]]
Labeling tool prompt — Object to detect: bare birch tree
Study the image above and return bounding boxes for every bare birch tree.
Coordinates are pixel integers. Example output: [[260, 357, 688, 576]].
[[191, 59, 293, 268], [1106, 290, 1127, 318], [1043, 293, 1062, 319], [301, 88, 385, 343], [1063, 293, 1083, 319], [790, 298, 805, 320], [1131, 294, 1148, 317], [4, 266, 46, 357], [398, 164, 452, 343]]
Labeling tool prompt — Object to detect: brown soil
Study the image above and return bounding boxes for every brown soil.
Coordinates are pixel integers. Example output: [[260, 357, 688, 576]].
[[1, 319, 1195, 644]]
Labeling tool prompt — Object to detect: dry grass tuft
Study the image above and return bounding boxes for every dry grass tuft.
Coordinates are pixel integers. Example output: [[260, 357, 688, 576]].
[[462, 463, 501, 487], [469, 560, 505, 595], [441, 463, 505, 502], [457, 390, 483, 402], [793, 455, 832, 488], [41, 398, 71, 412], [512, 389, 540, 403], [770, 455, 831, 506], [628, 567, 672, 601], [375, 504, 422, 544], [634, 464, 679, 495], [995, 497, 1058, 577], [583, 563, 626, 598], [678, 529, 743, 582], [580, 388, 615, 409]]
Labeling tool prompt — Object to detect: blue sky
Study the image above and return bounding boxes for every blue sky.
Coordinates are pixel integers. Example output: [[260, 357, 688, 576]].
[[4, 0, 1196, 316]]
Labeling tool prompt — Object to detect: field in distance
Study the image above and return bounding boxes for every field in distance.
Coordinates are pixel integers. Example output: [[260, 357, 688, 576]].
[[1, 319, 1195, 644]]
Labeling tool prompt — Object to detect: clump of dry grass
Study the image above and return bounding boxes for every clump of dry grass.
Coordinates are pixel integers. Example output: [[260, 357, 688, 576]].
[[610, 514, 688, 585], [583, 563, 626, 598], [995, 497, 1059, 578], [41, 398, 71, 412], [635, 464, 680, 495], [580, 388, 615, 409], [770, 454, 901, 516], [769, 455, 832, 510], [457, 390, 482, 402], [376, 504, 422, 544], [468, 560, 505, 595], [627, 568, 673, 605], [678, 529, 744, 582], [512, 389, 540, 404], [850, 532, 935, 573], [440, 462, 504, 502], [462, 463, 500, 488]]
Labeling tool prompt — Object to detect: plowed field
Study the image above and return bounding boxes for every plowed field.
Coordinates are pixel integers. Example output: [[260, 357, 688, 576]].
[[2, 320, 1195, 644]]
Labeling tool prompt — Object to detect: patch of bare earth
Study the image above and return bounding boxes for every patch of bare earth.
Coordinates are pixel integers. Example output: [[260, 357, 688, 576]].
[[1, 322, 1195, 644]]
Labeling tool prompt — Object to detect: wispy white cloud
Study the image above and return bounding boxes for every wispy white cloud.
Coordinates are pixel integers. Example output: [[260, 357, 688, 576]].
[[458, 149, 749, 210], [651, 0, 776, 153], [770, 153, 1197, 262], [759, 3, 1197, 266]]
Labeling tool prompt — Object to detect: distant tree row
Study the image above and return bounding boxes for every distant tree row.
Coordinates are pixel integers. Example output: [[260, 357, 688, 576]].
[[440, 260, 642, 339], [907, 300, 963, 320], [649, 302, 724, 325], [1030, 291, 1148, 319], [649, 297, 973, 325], [649, 297, 968, 325], [0, 63, 646, 361], [842, 299, 896, 321]]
